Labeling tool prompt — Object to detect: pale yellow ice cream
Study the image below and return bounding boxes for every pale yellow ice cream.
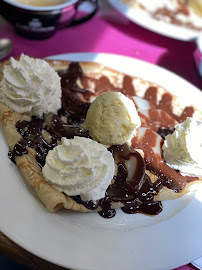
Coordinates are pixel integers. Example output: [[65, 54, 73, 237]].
[[188, 0, 202, 17], [84, 92, 141, 145]]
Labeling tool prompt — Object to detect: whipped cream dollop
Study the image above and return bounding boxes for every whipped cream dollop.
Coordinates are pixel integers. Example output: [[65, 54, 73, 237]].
[[0, 54, 61, 117], [163, 117, 202, 177], [42, 137, 115, 201]]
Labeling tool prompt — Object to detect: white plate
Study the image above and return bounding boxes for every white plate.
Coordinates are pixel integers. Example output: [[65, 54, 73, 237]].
[[1, 53, 202, 270], [107, 0, 201, 41], [192, 257, 202, 270]]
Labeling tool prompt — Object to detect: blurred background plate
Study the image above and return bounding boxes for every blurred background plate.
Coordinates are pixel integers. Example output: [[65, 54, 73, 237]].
[[108, 0, 201, 41]]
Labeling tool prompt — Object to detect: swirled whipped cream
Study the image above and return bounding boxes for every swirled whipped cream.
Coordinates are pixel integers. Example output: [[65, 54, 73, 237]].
[[0, 54, 61, 117], [163, 117, 202, 177], [42, 136, 115, 201]]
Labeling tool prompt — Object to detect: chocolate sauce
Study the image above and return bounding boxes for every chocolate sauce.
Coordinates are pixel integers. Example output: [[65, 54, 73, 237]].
[[50, 115, 90, 140], [144, 87, 194, 123], [73, 145, 163, 218], [9, 117, 57, 168], [131, 128, 198, 192], [138, 108, 177, 132], [9, 62, 196, 218], [157, 127, 174, 140], [58, 63, 92, 121]]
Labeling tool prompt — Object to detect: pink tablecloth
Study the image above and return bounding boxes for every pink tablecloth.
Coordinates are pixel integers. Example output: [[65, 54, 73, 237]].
[[0, 2, 201, 270], [0, 6, 201, 90]]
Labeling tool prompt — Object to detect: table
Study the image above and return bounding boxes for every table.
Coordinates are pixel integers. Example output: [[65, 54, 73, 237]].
[[0, 1, 201, 269]]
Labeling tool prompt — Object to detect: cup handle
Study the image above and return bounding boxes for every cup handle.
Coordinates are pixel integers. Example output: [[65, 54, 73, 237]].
[[69, 0, 99, 26]]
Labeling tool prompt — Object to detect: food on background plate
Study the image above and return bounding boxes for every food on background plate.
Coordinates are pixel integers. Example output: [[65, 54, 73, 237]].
[[0, 54, 202, 218], [189, 0, 202, 17], [120, 0, 202, 32]]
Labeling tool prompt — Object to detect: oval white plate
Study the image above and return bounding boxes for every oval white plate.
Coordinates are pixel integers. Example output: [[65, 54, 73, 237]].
[[1, 53, 202, 270], [107, 0, 201, 41]]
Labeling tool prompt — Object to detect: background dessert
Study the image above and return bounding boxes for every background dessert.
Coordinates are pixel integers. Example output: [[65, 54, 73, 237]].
[[121, 0, 202, 32], [188, 0, 202, 16]]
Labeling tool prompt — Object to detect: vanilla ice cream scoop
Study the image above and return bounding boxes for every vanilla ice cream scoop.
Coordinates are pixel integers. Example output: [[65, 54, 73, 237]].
[[84, 92, 141, 145], [163, 117, 202, 177], [0, 54, 61, 117], [189, 0, 202, 17]]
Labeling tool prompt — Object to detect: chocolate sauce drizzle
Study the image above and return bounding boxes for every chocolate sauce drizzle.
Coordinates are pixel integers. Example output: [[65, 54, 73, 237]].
[[157, 127, 174, 140], [73, 144, 163, 218], [9, 117, 54, 167], [9, 62, 196, 218]]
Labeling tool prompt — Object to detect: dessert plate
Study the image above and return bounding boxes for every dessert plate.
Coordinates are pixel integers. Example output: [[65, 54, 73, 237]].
[[1, 53, 202, 270], [107, 0, 201, 41]]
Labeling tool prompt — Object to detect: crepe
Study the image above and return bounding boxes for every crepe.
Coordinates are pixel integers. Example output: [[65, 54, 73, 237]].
[[0, 58, 202, 216], [120, 0, 202, 32]]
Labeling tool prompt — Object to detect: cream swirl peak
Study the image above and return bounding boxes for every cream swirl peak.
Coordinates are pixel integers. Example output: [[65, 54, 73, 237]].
[[42, 137, 115, 202], [0, 54, 61, 117], [163, 117, 202, 177]]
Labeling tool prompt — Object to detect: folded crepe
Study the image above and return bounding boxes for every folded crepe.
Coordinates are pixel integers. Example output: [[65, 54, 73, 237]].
[[0, 58, 202, 215]]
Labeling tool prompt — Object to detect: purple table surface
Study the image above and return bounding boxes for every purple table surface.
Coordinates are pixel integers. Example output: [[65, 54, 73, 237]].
[[0, 2, 201, 90], [0, 1, 201, 270]]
